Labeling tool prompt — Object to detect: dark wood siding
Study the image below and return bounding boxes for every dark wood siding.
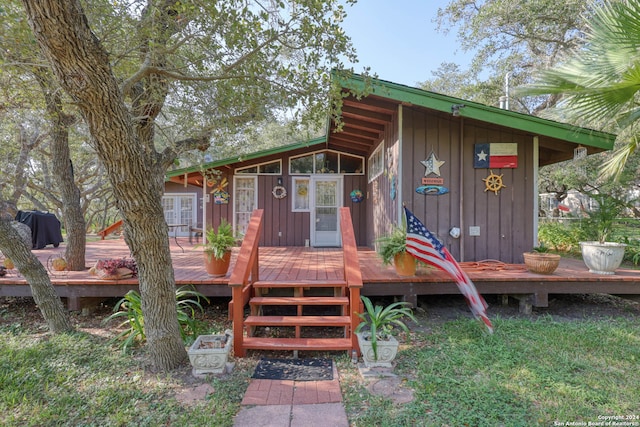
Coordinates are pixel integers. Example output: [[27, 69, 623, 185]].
[[368, 108, 400, 248], [401, 107, 534, 263], [205, 149, 367, 247]]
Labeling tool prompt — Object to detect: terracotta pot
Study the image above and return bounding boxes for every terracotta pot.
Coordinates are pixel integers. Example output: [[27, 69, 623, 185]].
[[523, 252, 561, 274], [204, 250, 231, 276], [393, 252, 416, 276]]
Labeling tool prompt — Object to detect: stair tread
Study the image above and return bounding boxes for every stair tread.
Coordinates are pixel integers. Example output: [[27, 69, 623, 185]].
[[244, 315, 351, 326], [250, 296, 349, 305], [253, 280, 347, 288], [243, 337, 352, 350]]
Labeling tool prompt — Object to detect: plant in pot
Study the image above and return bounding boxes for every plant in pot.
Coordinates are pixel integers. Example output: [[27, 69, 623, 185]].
[[376, 225, 416, 276], [354, 296, 417, 368], [579, 192, 629, 275], [523, 243, 561, 274], [202, 219, 236, 276]]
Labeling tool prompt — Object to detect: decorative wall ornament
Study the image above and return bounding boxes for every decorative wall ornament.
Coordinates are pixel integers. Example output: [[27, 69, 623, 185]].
[[474, 143, 518, 168], [416, 185, 449, 196], [213, 191, 229, 204], [350, 189, 364, 203], [420, 152, 445, 177], [483, 170, 506, 195], [209, 177, 228, 193], [272, 185, 287, 199]]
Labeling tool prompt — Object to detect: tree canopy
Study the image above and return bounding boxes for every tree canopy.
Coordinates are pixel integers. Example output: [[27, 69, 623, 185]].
[[19, 0, 361, 371]]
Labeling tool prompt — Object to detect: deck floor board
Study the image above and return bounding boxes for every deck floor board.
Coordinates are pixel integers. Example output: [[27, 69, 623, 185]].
[[2, 238, 640, 307]]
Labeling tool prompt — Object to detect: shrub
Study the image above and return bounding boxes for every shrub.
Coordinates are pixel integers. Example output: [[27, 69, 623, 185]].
[[538, 221, 583, 251], [104, 286, 209, 353]]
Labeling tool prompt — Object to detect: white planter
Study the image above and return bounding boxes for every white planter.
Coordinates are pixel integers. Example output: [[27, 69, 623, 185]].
[[356, 332, 399, 368], [188, 331, 233, 375], [579, 241, 627, 275]]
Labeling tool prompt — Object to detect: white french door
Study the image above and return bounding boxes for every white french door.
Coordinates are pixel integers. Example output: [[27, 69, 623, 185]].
[[310, 176, 342, 247], [162, 193, 196, 236]]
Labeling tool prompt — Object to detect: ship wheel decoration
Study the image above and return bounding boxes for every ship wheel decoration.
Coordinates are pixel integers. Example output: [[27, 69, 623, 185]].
[[483, 170, 506, 195]]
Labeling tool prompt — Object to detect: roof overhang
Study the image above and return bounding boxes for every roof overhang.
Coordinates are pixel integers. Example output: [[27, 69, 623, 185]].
[[167, 74, 617, 185], [330, 74, 616, 167]]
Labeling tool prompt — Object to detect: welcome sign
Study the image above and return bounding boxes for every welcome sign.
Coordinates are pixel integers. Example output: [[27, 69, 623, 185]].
[[474, 143, 518, 168]]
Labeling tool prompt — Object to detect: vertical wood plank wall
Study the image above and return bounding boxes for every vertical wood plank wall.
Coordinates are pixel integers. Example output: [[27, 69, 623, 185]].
[[200, 105, 534, 262], [400, 107, 534, 263], [207, 151, 368, 247]]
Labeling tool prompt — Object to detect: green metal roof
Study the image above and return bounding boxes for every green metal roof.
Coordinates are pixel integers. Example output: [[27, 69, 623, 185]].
[[166, 136, 326, 178], [338, 73, 616, 150], [168, 73, 616, 180]]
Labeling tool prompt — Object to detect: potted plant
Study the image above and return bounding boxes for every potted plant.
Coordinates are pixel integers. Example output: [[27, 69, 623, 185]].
[[202, 219, 236, 276], [523, 244, 561, 274], [354, 296, 417, 368], [188, 329, 233, 375], [376, 225, 416, 276], [579, 192, 628, 274]]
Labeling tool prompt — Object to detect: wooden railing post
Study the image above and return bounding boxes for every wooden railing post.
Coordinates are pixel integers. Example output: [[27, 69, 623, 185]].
[[340, 207, 363, 354], [228, 209, 263, 358]]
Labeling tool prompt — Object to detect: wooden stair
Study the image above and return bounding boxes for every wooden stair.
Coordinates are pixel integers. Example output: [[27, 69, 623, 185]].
[[229, 208, 363, 357], [243, 279, 353, 353]]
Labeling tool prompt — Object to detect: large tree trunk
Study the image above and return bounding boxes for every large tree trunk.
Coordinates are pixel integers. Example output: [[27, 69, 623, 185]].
[[21, 0, 186, 370], [0, 211, 72, 334], [36, 70, 86, 271]]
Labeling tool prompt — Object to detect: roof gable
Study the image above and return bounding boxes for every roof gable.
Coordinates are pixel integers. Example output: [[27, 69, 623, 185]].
[[330, 74, 615, 166]]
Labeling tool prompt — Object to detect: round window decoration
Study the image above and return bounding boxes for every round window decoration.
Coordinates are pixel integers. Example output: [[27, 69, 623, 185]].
[[272, 185, 287, 199]]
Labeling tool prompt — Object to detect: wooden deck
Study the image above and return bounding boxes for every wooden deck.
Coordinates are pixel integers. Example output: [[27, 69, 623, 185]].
[[1, 238, 640, 312]]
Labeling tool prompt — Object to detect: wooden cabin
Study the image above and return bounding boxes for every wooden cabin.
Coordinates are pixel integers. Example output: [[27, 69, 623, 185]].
[[165, 75, 615, 263]]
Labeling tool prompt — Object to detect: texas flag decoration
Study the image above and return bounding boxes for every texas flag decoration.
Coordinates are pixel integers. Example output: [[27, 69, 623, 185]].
[[474, 143, 518, 168]]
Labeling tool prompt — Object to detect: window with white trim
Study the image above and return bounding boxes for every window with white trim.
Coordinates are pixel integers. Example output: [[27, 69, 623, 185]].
[[292, 177, 310, 212], [368, 141, 384, 182], [289, 150, 364, 175], [236, 159, 281, 175]]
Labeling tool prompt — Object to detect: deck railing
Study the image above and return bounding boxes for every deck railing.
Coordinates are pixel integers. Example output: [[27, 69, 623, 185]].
[[339, 207, 363, 353], [228, 208, 362, 357], [228, 209, 264, 357]]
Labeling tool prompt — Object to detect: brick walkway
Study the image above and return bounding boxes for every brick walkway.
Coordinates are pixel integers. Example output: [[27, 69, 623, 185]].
[[234, 363, 348, 427]]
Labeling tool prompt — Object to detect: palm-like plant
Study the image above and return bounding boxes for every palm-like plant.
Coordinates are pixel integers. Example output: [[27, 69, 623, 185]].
[[355, 296, 417, 361], [105, 286, 209, 353], [523, 0, 640, 179]]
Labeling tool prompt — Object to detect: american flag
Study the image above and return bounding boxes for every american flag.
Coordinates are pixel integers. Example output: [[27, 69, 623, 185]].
[[404, 207, 493, 333]]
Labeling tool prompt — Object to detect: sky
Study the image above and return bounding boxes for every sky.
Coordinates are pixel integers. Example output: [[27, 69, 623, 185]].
[[341, 0, 473, 88]]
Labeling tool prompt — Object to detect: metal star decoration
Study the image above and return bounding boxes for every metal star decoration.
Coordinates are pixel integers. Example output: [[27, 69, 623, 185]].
[[420, 152, 445, 177]]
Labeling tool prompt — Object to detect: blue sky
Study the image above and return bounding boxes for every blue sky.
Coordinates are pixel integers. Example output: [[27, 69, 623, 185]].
[[341, 0, 472, 87]]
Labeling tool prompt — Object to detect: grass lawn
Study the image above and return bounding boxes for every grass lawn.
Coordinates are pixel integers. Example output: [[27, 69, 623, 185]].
[[1, 297, 639, 426], [340, 316, 640, 426]]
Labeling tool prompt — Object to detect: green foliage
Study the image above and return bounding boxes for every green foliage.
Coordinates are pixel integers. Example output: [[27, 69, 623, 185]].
[[375, 225, 407, 265], [105, 286, 209, 353], [538, 221, 584, 252], [355, 296, 417, 361], [341, 317, 640, 426], [105, 290, 144, 353], [580, 193, 631, 244], [203, 219, 236, 260], [0, 331, 244, 426], [524, 0, 640, 179], [433, 0, 593, 113]]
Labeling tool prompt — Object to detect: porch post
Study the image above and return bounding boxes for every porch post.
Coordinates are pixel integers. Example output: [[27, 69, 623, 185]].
[[202, 177, 207, 244]]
